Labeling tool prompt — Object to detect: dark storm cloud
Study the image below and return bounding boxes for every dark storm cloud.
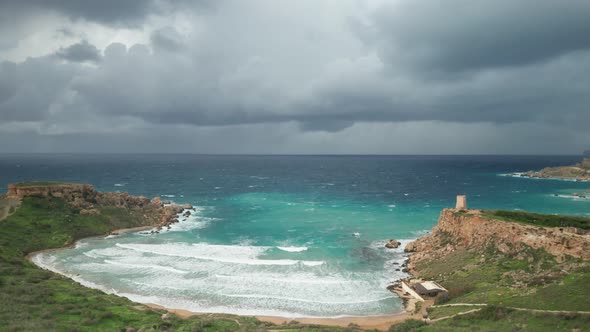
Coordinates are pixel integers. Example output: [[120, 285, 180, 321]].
[[0, 0, 216, 26], [370, 0, 590, 74], [0, 0, 150, 26], [1, 0, 589, 153], [0, 56, 84, 122], [56, 40, 101, 63]]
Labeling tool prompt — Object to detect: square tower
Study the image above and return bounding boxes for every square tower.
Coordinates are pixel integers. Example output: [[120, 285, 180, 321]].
[[456, 195, 467, 210]]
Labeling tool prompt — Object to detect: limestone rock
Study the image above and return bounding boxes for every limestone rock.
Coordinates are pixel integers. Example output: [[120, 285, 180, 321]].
[[404, 209, 590, 275], [385, 239, 401, 249]]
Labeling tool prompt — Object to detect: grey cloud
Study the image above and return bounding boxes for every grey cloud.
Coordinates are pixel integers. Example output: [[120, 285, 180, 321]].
[[0, 56, 83, 122], [0, 0, 150, 26], [56, 40, 101, 63], [370, 0, 590, 74], [1, 0, 589, 153], [0, 0, 216, 27], [151, 27, 186, 52]]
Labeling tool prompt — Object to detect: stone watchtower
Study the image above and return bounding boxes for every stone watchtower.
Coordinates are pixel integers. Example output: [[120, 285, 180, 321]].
[[456, 195, 467, 210]]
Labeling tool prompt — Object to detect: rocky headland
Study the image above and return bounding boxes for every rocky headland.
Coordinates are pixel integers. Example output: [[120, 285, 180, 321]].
[[5, 182, 192, 233], [515, 158, 590, 182], [405, 209, 589, 268], [394, 203, 590, 320]]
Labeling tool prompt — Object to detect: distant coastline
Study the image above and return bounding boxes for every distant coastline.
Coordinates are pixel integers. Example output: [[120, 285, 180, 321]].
[[505, 157, 590, 182]]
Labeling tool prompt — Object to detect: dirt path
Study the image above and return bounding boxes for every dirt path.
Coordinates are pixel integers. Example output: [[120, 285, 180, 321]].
[[431, 303, 590, 315], [430, 308, 483, 322]]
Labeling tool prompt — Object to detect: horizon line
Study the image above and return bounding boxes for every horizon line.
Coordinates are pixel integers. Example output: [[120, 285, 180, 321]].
[[0, 152, 587, 157]]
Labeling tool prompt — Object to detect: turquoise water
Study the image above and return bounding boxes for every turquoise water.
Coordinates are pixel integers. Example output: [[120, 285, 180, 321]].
[[2, 155, 588, 317]]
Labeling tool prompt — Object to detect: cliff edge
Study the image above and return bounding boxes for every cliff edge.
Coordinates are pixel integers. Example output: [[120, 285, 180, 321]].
[[401, 207, 590, 312], [5, 182, 191, 231], [405, 209, 589, 270]]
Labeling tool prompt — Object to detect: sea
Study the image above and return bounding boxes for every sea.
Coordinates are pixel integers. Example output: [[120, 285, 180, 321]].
[[1, 154, 589, 318]]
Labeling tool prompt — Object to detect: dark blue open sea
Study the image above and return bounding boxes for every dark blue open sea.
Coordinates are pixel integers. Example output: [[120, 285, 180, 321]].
[[3, 154, 589, 317]]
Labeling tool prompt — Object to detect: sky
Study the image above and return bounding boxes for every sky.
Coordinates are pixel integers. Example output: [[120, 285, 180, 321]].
[[0, 0, 589, 154]]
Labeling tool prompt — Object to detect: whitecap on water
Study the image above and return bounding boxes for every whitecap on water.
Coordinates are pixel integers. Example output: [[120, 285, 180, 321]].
[[276, 246, 308, 253], [32, 239, 402, 317]]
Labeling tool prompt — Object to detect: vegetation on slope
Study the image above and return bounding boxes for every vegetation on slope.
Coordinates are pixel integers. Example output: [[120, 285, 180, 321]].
[[1, 190, 588, 331], [420, 306, 590, 332], [402, 207, 590, 331], [0, 195, 361, 332], [482, 210, 590, 230]]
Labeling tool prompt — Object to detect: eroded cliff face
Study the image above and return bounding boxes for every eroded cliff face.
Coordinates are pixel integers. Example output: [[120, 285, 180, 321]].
[[405, 209, 590, 274], [6, 183, 190, 229]]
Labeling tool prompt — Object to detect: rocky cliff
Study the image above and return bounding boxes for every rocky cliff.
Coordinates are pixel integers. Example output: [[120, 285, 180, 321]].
[[405, 209, 590, 274], [6, 182, 190, 230]]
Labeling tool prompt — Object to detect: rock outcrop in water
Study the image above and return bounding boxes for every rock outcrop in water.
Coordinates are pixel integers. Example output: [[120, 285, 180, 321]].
[[385, 239, 401, 249], [6, 182, 189, 230]]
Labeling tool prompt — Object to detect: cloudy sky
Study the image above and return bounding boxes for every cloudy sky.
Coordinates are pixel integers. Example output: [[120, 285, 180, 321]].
[[1, 0, 589, 154]]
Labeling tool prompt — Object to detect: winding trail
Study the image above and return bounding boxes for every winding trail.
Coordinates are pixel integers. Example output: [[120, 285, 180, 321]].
[[429, 303, 590, 323]]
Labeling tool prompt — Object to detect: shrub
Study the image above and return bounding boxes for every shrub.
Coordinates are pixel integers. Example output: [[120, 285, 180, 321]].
[[448, 284, 474, 298], [467, 305, 511, 321], [434, 293, 450, 305], [388, 319, 428, 332]]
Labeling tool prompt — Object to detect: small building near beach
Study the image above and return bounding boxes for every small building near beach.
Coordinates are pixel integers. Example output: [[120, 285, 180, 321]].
[[401, 280, 448, 301]]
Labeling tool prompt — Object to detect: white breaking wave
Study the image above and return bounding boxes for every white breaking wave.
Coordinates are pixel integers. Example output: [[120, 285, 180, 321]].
[[218, 293, 396, 305], [30, 222, 405, 317], [276, 246, 308, 252], [114, 243, 325, 266], [135, 207, 213, 235], [103, 259, 190, 274]]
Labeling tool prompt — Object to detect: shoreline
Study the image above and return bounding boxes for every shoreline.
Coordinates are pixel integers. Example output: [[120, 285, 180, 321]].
[[502, 172, 590, 182], [27, 223, 418, 331], [145, 303, 414, 330], [26, 224, 154, 261]]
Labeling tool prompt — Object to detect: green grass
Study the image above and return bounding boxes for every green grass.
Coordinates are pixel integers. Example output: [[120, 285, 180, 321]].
[[482, 210, 590, 230], [2, 194, 588, 331], [412, 238, 590, 312], [0, 196, 250, 331], [0, 196, 362, 332], [427, 306, 483, 320], [419, 306, 590, 332]]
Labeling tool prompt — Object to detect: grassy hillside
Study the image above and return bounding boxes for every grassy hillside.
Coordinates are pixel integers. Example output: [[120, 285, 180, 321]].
[[482, 210, 590, 230], [0, 196, 359, 332], [1, 193, 588, 331], [401, 210, 590, 331]]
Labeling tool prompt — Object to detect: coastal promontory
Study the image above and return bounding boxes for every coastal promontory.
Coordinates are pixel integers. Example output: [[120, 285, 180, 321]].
[[394, 200, 590, 330], [518, 158, 590, 181]]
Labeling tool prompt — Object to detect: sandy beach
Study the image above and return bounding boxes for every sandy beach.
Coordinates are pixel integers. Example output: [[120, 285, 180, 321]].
[[145, 303, 415, 331], [27, 223, 418, 331]]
